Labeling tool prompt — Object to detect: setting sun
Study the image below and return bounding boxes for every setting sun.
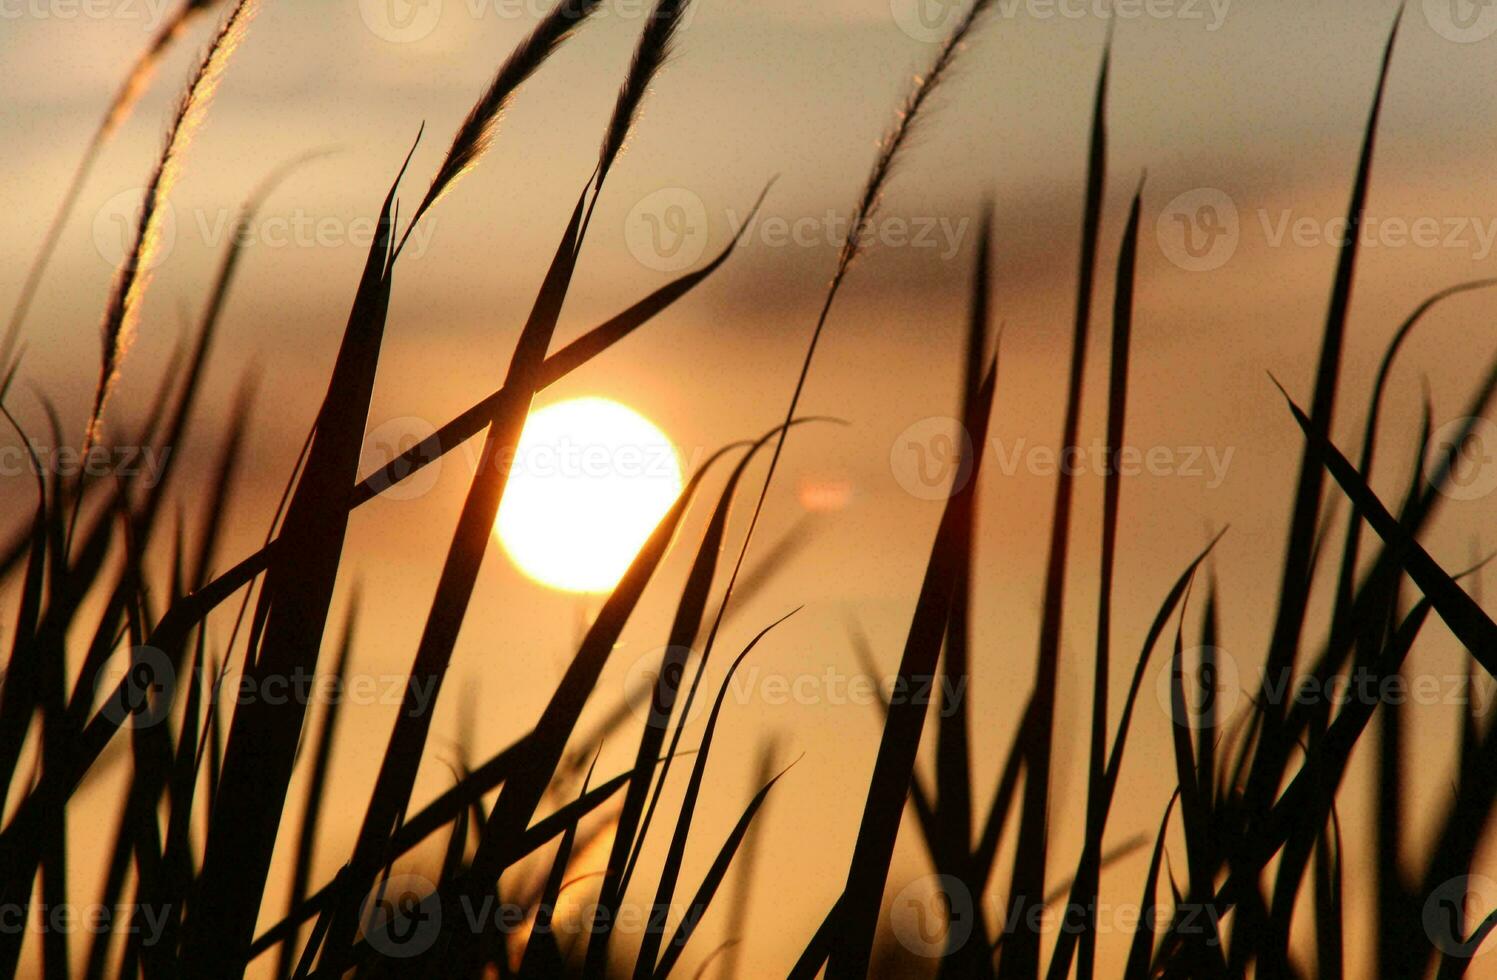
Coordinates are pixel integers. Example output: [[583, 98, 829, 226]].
[[495, 397, 684, 594]]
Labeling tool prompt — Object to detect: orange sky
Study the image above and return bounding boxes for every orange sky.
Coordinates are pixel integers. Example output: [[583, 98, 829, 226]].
[[4, 0, 1497, 975]]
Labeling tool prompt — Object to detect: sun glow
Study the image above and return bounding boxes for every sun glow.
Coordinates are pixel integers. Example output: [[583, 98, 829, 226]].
[[495, 397, 684, 594]]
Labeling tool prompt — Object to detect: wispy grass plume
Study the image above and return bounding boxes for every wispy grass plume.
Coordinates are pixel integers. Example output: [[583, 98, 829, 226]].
[[1, 0, 228, 372], [399, 0, 606, 252], [88, 0, 259, 447], [598, 0, 689, 184], [693, 18, 1005, 914]]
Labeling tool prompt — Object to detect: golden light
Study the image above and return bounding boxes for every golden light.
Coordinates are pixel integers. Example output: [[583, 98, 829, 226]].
[[495, 397, 684, 594]]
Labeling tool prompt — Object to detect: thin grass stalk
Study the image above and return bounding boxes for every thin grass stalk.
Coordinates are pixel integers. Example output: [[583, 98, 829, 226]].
[[586, 420, 833, 973], [1039, 532, 1224, 976], [179, 137, 415, 976], [1121, 793, 1178, 980], [415, 444, 744, 973], [1248, 5, 1402, 824], [842, 622, 943, 869], [649, 760, 796, 979], [710, 0, 1000, 703], [254, 752, 688, 965], [723, 735, 780, 980], [1277, 381, 1497, 663], [632, 612, 798, 977], [1165, 586, 1226, 973], [62, 165, 293, 744], [1415, 718, 1497, 980], [974, 696, 1032, 895], [1001, 30, 1109, 980], [396, 0, 607, 256], [1374, 589, 1407, 975], [0, 0, 227, 372], [87, 0, 259, 446], [1313, 810, 1345, 980], [934, 205, 991, 967], [1160, 594, 1439, 971], [275, 597, 358, 980], [317, 185, 590, 975], [130, 189, 768, 691], [1070, 174, 1141, 980], [0, 405, 52, 810], [1330, 279, 1497, 644], [825, 354, 998, 978]]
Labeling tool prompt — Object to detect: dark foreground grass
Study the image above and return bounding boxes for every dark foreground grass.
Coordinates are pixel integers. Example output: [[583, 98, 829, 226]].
[[2, 0, 1496, 977]]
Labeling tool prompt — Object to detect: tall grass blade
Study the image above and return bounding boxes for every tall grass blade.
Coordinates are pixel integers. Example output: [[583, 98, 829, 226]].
[[1275, 382, 1497, 666], [650, 759, 797, 979], [180, 132, 416, 975], [1251, 6, 1403, 820], [934, 205, 991, 972], [1122, 792, 1178, 980], [1042, 532, 1224, 976], [322, 187, 591, 974], [633, 610, 799, 977], [518, 752, 600, 978], [426, 444, 742, 964], [1002, 30, 1109, 980], [826, 354, 998, 978], [276, 596, 358, 980], [587, 420, 829, 971], [1069, 174, 1141, 980]]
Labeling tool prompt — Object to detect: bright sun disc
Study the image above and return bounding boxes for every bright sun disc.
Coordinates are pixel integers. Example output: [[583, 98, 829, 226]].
[[495, 397, 684, 594]]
